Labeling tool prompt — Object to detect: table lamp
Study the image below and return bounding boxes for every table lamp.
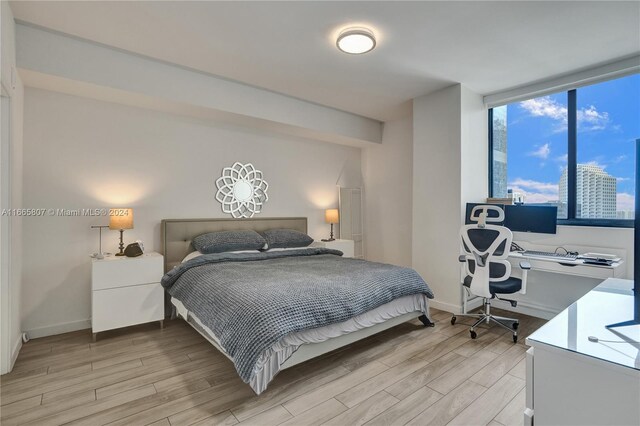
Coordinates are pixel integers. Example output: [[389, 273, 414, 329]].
[[109, 208, 133, 256], [322, 209, 339, 242]]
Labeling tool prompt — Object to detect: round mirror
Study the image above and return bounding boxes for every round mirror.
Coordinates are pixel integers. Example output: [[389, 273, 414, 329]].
[[233, 180, 253, 201]]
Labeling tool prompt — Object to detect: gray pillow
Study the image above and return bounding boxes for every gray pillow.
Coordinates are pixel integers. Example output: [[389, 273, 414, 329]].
[[193, 230, 266, 254], [262, 229, 314, 249]]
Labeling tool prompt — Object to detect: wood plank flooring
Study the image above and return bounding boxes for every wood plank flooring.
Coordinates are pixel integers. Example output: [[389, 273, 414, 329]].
[[1, 308, 546, 426]]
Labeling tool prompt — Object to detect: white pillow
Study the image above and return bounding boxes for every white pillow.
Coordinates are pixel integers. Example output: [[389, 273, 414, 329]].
[[182, 251, 203, 263], [181, 249, 260, 263]]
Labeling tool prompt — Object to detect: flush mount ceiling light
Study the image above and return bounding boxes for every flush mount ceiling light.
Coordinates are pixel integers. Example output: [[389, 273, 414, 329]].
[[336, 27, 376, 54]]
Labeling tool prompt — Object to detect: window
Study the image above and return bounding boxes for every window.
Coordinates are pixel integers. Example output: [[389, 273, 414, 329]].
[[489, 73, 640, 226]]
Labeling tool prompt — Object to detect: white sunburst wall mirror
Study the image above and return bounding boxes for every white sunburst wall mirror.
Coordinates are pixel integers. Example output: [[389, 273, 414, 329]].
[[215, 162, 269, 218]]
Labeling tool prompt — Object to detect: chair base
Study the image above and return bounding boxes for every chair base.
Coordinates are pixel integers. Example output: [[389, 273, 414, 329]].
[[452, 298, 519, 343]]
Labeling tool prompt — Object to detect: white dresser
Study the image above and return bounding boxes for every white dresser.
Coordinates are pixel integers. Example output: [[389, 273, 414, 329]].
[[313, 239, 355, 258], [91, 252, 164, 340], [525, 278, 640, 426]]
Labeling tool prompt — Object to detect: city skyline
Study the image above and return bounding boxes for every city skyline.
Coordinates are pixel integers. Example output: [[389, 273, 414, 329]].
[[493, 73, 639, 217]]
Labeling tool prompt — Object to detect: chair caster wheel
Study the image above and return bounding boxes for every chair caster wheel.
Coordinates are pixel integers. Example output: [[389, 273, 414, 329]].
[[451, 316, 457, 325], [512, 322, 519, 330], [470, 330, 477, 339], [513, 335, 518, 343]]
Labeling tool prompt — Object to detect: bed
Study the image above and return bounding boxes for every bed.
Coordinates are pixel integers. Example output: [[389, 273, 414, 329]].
[[161, 217, 434, 394]]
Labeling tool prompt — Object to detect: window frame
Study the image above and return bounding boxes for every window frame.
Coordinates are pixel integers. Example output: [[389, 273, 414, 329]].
[[488, 88, 634, 229]]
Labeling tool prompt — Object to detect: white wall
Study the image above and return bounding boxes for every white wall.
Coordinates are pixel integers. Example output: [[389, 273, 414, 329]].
[[1, 1, 16, 95], [0, 1, 24, 374], [412, 85, 464, 312], [21, 88, 362, 338], [411, 84, 488, 313], [460, 85, 488, 208], [362, 115, 413, 267]]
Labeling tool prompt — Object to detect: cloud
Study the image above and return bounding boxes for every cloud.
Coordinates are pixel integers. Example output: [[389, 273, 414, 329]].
[[520, 97, 566, 120], [508, 178, 559, 203], [528, 143, 550, 160], [617, 193, 635, 211], [509, 178, 559, 194], [577, 105, 610, 131], [555, 154, 568, 163], [616, 177, 630, 182], [519, 96, 611, 132], [613, 155, 627, 164]]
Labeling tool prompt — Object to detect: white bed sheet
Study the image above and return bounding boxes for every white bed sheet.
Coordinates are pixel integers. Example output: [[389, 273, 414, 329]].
[[172, 293, 429, 394]]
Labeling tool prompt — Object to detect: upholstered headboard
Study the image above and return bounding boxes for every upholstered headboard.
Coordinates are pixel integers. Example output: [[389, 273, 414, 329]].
[[161, 217, 308, 272]]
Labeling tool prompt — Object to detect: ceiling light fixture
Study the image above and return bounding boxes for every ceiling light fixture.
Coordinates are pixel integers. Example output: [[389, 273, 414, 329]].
[[336, 27, 376, 55]]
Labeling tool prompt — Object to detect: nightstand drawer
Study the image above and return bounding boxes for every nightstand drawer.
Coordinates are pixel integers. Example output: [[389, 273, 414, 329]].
[[92, 282, 164, 332], [92, 254, 163, 290]]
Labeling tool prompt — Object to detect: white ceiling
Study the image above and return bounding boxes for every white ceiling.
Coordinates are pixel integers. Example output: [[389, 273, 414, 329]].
[[10, 1, 640, 121]]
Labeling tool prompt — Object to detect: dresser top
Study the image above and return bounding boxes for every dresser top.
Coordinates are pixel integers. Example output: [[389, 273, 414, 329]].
[[527, 278, 640, 371]]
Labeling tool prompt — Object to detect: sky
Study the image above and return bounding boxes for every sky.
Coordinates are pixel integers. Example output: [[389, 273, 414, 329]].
[[505, 73, 640, 212]]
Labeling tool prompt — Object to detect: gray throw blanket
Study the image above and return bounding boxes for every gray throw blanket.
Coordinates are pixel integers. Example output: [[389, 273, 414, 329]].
[[162, 248, 434, 384]]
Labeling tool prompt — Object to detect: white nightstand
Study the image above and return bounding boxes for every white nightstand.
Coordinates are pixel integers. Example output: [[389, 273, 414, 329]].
[[91, 252, 164, 341], [313, 239, 355, 258]]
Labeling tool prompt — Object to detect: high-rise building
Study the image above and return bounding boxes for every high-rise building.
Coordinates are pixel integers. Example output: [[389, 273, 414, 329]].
[[491, 106, 508, 198], [617, 210, 634, 219], [559, 164, 617, 219]]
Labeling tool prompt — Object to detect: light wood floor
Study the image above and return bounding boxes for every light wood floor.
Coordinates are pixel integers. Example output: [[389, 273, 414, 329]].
[[1, 308, 546, 426]]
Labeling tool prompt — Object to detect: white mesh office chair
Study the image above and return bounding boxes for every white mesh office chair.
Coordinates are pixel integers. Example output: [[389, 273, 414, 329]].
[[452, 205, 530, 343]]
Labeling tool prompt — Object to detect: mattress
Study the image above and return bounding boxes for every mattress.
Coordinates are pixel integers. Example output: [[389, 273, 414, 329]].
[[172, 293, 429, 394]]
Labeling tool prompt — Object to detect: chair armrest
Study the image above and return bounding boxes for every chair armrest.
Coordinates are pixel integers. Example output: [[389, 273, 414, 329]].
[[459, 255, 467, 263], [519, 261, 531, 270]]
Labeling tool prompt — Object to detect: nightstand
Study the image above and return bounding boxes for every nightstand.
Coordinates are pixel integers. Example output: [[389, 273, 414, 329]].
[[313, 239, 355, 258], [91, 252, 164, 341]]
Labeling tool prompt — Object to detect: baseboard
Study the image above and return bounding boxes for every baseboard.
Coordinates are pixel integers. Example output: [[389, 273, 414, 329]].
[[25, 319, 91, 339], [10, 334, 22, 371], [494, 300, 559, 320], [428, 299, 462, 314]]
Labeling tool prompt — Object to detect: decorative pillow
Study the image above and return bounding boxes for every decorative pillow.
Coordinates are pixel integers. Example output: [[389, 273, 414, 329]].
[[192, 230, 266, 254], [261, 229, 314, 249]]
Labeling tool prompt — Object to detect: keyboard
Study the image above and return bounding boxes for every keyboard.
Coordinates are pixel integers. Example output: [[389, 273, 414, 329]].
[[522, 250, 579, 261]]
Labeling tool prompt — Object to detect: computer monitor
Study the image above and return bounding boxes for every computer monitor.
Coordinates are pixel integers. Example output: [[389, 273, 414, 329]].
[[465, 203, 505, 225], [504, 205, 557, 234]]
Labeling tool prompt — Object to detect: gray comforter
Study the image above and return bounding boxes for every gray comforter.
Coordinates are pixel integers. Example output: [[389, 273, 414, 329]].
[[161, 248, 434, 384]]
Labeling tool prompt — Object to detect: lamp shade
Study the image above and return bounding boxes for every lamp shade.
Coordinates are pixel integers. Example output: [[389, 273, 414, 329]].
[[109, 208, 134, 230], [325, 209, 339, 224]]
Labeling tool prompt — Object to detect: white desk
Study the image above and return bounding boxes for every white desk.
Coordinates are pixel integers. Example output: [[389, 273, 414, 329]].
[[508, 251, 624, 280], [525, 278, 640, 426]]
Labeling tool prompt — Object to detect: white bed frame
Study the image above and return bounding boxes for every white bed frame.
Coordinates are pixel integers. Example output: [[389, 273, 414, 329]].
[[161, 217, 433, 371]]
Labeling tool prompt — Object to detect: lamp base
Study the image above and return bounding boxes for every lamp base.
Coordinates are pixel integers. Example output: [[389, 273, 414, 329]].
[[115, 229, 125, 256], [321, 223, 336, 243]]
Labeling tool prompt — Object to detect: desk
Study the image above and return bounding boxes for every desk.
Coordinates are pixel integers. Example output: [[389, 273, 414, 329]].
[[524, 278, 640, 425], [508, 251, 624, 280]]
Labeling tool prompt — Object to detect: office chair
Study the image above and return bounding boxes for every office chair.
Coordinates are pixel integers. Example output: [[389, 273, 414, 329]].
[[452, 205, 530, 343]]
